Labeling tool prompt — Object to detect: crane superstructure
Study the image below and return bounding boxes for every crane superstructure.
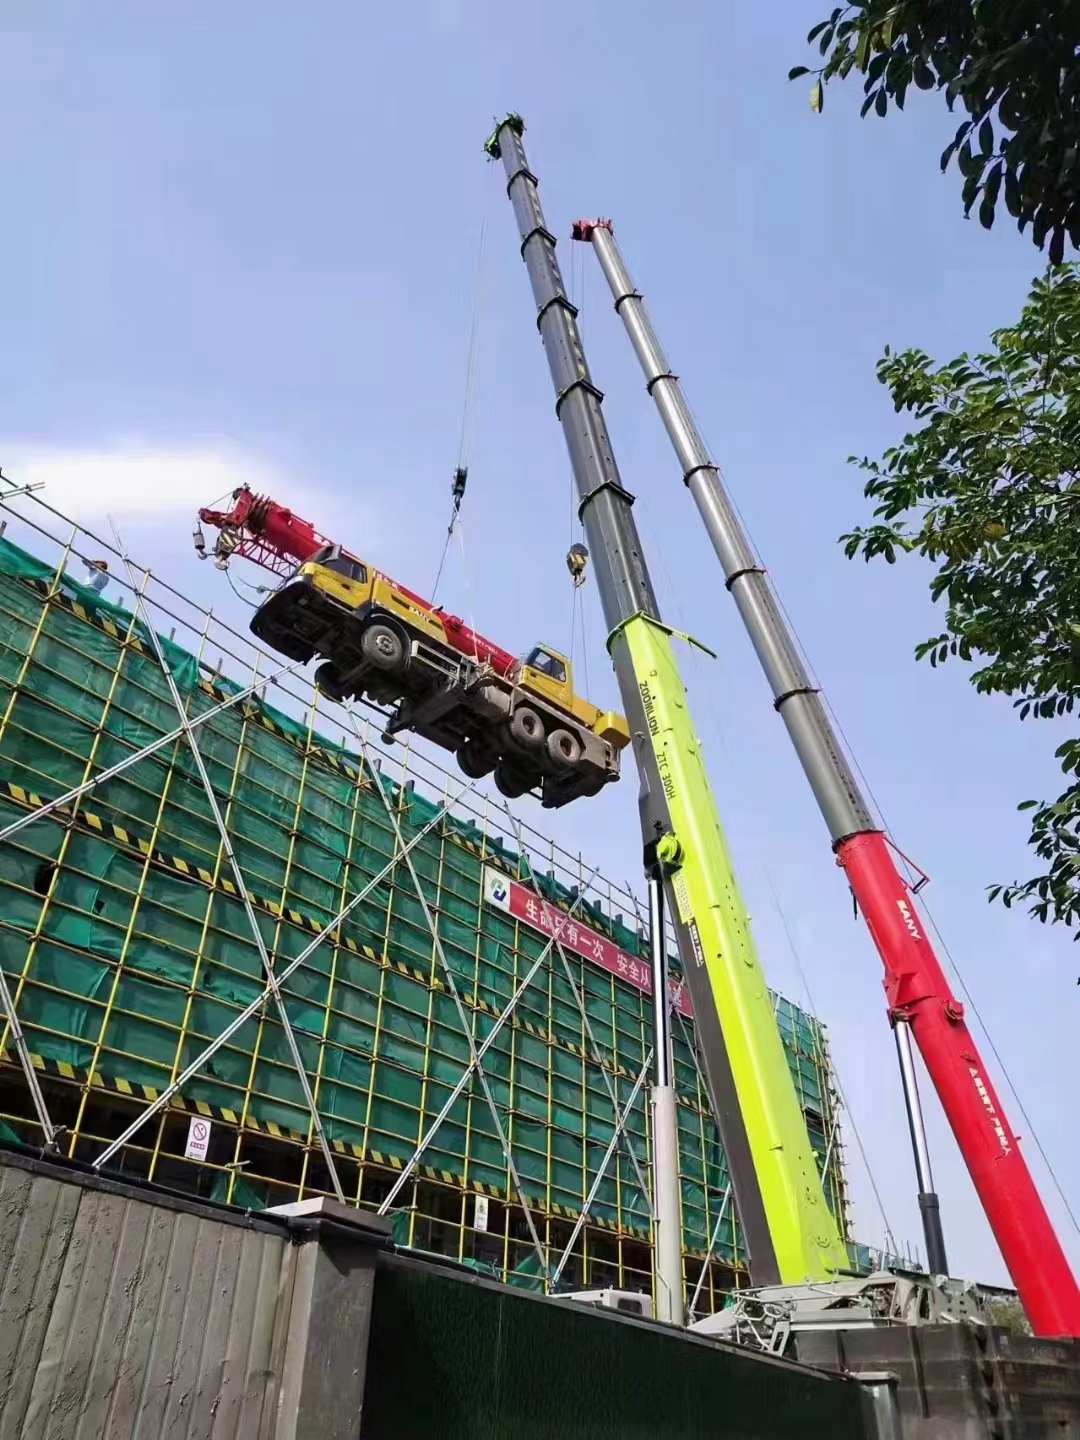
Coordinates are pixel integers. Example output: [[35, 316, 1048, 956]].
[[568, 218, 1080, 1339], [197, 486, 517, 674], [198, 485, 630, 808], [485, 113, 849, 1291]]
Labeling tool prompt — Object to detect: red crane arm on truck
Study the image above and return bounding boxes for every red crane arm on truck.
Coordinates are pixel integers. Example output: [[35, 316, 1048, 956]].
[[198, 487, 517, 675]]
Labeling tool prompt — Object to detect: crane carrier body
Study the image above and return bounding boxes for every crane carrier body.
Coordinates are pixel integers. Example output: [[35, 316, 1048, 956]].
[[199, 491, 630, 808]]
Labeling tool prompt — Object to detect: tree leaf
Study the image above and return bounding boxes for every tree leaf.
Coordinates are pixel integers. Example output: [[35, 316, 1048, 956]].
[[795, 6, 1080, 263], [810, 78, 824, 113], [1004, 166, 1022, 218], [841, 265, 1080, 935], [789, 65, 811, 80]]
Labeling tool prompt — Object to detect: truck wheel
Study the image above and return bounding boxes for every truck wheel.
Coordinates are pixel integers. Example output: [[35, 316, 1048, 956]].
[[314, 661, 347, 703], [361, 622, 406, 672], [457, 740, 496, 779], [546, 728, 582, 769], [494, 764, 534, 799], [509, 705, 544, 750]]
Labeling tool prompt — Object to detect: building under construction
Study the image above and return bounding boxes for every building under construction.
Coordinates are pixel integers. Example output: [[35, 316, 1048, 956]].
[[0, 503, 855, 1315]]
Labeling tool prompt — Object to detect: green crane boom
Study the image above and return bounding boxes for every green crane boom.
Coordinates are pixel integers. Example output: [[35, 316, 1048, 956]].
[[485, 113, 848, 1287]]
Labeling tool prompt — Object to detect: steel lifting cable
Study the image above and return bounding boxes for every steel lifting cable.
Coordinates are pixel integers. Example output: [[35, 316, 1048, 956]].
[[918, 898, 1080, 1242], [432, 216, 487, 606], [687, 370, 1077, 1243], [667, 567, 902, 1257]]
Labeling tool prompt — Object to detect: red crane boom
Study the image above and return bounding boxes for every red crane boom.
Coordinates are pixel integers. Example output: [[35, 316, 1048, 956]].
[[197, 487, 518, 676], [571, 215, 1080, 1337]]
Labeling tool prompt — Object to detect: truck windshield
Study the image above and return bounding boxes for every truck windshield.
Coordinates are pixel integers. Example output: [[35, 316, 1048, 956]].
[[311, 546, 368, 583], [525, 647, 566, 683]]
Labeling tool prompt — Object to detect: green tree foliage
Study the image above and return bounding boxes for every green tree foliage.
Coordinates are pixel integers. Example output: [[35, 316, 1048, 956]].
[[840, 264, 1080, 932], [791, 2, 1080, 262], [985, 1294, 1033, 1334]]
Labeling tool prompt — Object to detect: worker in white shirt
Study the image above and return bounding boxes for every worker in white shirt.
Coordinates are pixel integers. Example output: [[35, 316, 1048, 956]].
[[83, 559, 109, 595]]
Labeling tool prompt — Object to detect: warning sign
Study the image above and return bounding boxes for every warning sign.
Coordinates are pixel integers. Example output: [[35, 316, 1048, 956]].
[[474, 1194, 490, 1232], [184, 1116, 212, 1162]]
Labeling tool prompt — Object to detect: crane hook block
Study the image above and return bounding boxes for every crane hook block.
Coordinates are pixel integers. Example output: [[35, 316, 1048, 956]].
[[451, 466, 468, 510], [567, 542, 589, 588]]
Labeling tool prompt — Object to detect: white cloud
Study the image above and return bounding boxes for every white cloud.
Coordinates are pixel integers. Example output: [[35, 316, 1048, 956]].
[[0, 440, 291, 523]]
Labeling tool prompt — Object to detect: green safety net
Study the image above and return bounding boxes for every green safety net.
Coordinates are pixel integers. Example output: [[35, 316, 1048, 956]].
[[0, 532, 846, 1271]]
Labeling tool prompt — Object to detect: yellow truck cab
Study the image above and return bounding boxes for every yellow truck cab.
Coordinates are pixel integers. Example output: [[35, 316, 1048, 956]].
[[251, 547, 630, 809]]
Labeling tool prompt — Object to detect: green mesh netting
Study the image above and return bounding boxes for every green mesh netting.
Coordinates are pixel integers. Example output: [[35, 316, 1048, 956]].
[[0, 532, 845, 1267]]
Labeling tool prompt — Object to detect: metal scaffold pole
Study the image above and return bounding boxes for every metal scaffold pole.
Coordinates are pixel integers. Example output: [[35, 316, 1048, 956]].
[[648, 875, 684, 1324]]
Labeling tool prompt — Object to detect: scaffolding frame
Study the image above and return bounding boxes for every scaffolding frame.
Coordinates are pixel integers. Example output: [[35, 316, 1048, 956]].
[[0, 480, 851, 1306]]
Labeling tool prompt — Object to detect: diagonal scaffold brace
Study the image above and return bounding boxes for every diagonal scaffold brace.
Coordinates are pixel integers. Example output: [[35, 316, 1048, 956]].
[[109, 529, 347, 1200], [502, 804, 656, 1222], [348, 715, 549, 1273], [92, 770, 482, 1169]]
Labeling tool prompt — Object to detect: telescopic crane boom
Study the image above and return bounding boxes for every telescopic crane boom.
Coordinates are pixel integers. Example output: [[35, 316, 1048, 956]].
[[570, 217, 1080, 1338], [485, 113, 848, 1289], [197, 484, 518, 674]]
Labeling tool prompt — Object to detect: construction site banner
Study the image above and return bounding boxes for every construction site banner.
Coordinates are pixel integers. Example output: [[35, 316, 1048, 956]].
[[482, 865, 693, 1019]]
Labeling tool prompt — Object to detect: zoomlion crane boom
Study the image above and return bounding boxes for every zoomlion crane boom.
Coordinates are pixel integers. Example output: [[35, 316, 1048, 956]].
[[485, 113, 849, 1288], [569, 218, 1080, 1338]]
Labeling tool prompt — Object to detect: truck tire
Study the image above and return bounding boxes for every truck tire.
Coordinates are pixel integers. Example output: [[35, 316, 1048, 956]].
[[457, 740, 496, 779], [546, 728, 582, 769], [494, 763, 534, 800], [314, 661, 348, 703], [508, 705, 544, 750], [361, 621, 406, 673]]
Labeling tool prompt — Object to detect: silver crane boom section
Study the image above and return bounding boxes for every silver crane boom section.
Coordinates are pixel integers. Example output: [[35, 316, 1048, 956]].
[[577, 220, 873, 846], [485, 113, 787, 1289]]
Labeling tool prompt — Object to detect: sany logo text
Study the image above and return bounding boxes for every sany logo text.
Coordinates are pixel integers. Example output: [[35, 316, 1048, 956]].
[[897, 898, 922, 941]]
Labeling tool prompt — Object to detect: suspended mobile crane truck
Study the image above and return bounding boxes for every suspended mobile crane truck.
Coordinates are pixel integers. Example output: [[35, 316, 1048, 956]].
[[566, 222, 1080, 1336], [485, 113, 850, 1303], [197, 487, 630, 808]]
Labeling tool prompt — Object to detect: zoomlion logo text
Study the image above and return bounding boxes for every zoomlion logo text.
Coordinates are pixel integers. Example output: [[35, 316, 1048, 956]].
[[969, 1066, 1013, 1156], [639, 681, 659, 737], [897, 898, 922, 941], [639, 681, 676, 800]]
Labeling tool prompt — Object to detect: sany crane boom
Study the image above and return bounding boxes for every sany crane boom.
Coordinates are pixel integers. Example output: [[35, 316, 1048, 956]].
[[569, 217, 1080, 1337], [198, 488, 331, 578], [197, 485, 517, 674], [485, 114, 849, 1290]]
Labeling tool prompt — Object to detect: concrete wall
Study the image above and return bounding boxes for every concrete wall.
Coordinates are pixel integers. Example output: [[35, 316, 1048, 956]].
[[797, 1324, 1080, 1439], [0, 1150, 382, 1440]]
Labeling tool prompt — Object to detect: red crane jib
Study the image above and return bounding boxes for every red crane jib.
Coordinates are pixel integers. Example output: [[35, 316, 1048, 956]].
[[199, 488, 518, 676]]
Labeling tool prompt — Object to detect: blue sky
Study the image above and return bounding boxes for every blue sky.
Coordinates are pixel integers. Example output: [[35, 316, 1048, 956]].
[[1, 1, 1076, 1287]]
